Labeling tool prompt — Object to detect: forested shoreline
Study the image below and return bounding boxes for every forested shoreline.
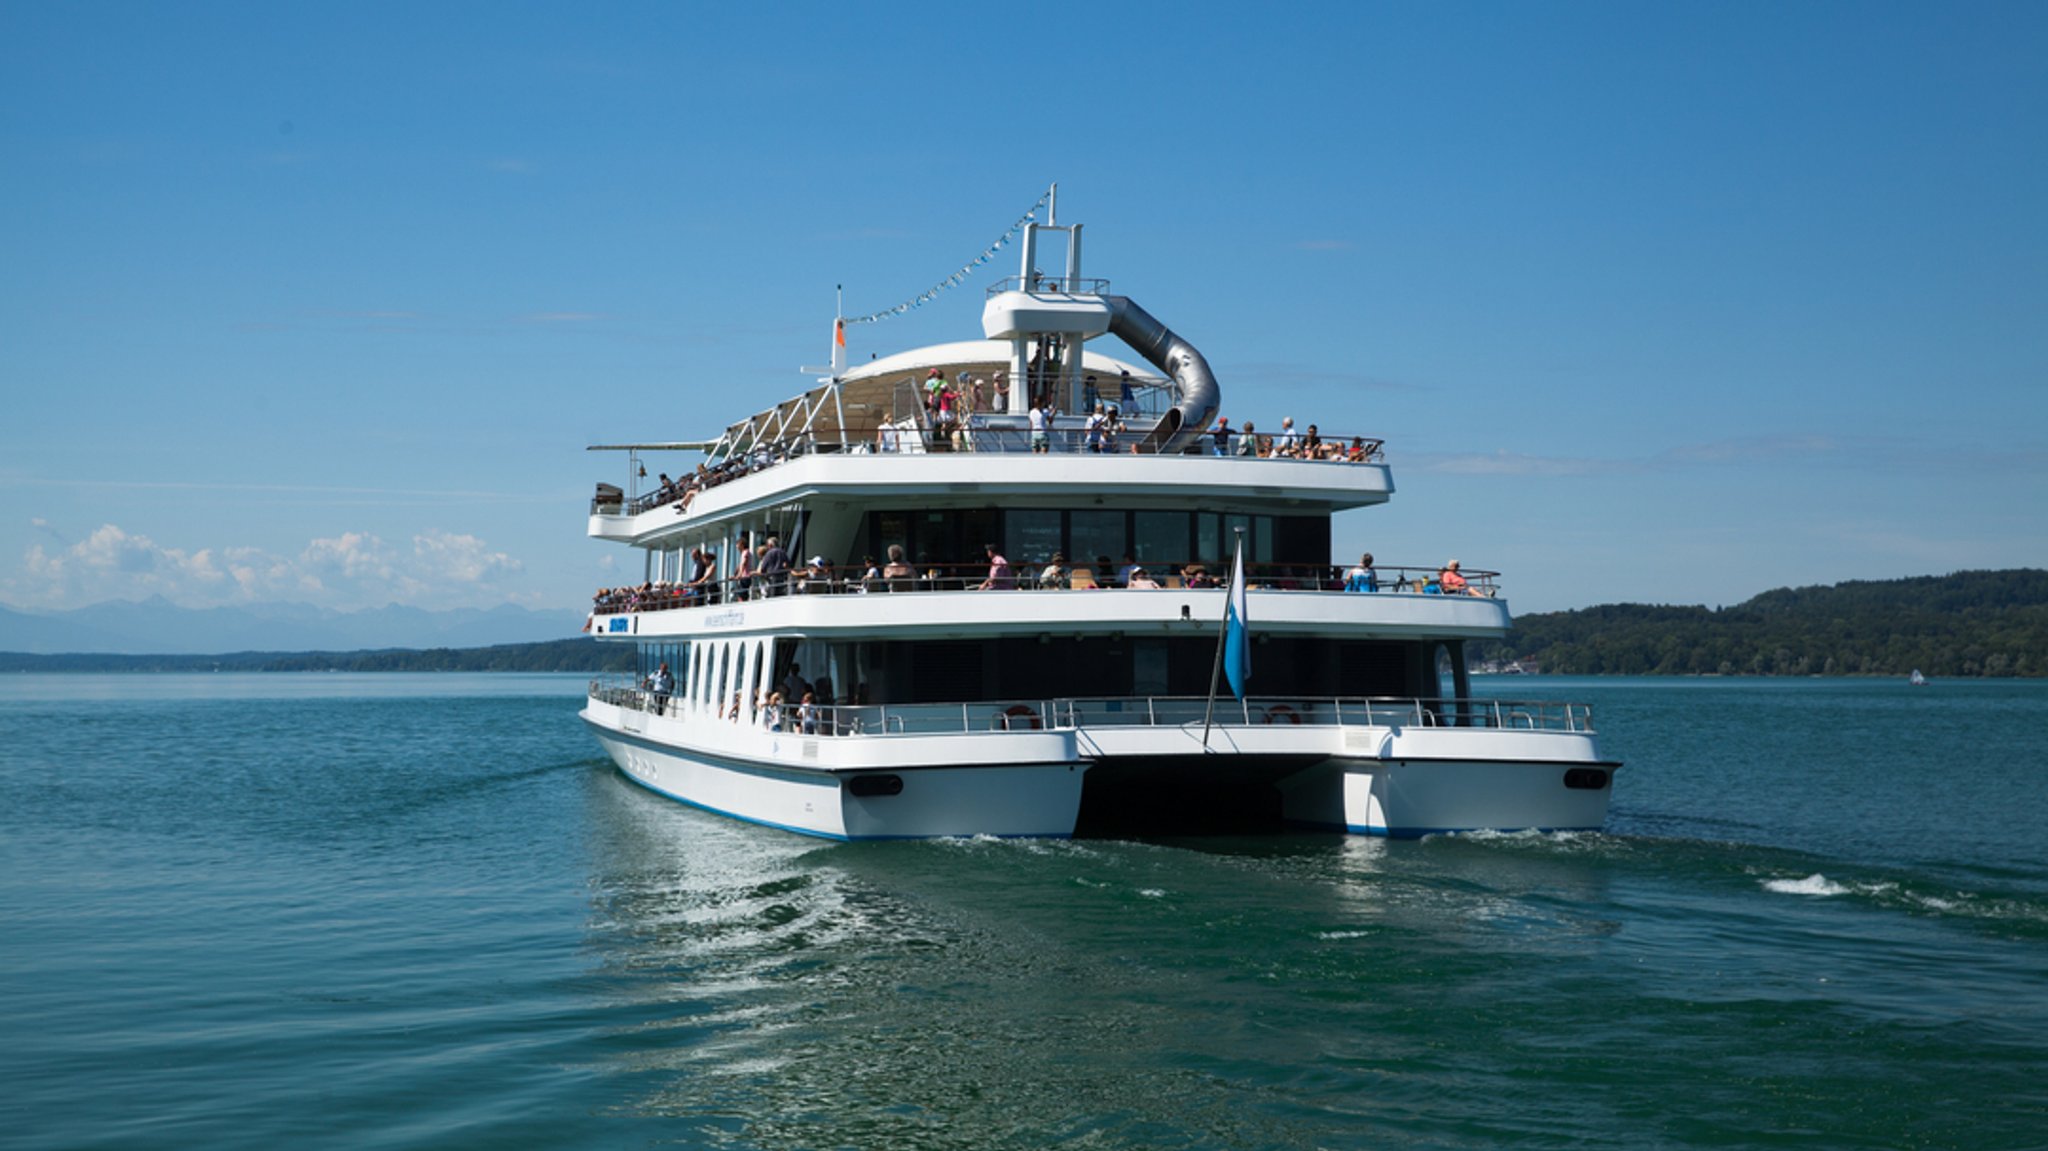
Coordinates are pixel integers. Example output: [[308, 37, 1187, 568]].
[[1477, 569, 2047, 677], [5, 569, 2043, 678]]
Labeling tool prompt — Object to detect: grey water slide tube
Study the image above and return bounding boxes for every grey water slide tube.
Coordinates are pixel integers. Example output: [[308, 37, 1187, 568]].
[[1104, 296, 1220, 454]]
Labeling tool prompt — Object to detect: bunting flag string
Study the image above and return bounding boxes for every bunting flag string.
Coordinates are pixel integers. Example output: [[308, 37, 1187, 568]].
[[844, 187, 1054, 325]]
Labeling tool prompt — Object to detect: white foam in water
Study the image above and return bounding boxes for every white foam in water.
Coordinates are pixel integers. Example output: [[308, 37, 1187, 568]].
[[1763, 873, 1851, 897]]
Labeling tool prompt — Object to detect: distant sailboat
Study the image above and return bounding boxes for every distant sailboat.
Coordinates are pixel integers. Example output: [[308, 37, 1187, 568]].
[[1909, 669, 1927, 686]]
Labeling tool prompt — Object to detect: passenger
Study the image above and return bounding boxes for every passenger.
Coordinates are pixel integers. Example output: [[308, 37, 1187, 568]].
[[762, 690, 785, 732], [977, 543, 1015, 590], [1084, 405, 1106, 453], [1182, 563, 1215, 589], [732, 532, 755, 598], [1083, 373, 1100, 413], [1344, 553, 1379, 593], [1102, 407, 1123, 454], [1235, 420, 1259, 456], [647, 662, 675, 709], [1438, 559, 1468, 595], [882, 543, 915, 591], [782, 663, 810, 703], [1211, 416, 1232, 457], [1127, 567, 1161, 589], [1095, 555, 1115, 588], [1116, 553, 1141, 589], [759, 535, 791, 595], [1274, 417, 1300, 458], [687, 547, 716, 592], [1347, 436, 1369, 462], [858, 554, 881, 592], [1029, 400, 1050, 453], [1119, 368, 1135, 409], [798, 691, 819, 735], [1039, 552, 1067, 589]]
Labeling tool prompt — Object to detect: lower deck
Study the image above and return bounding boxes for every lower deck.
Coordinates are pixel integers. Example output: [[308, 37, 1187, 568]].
[[584, 680, 1615, 840]]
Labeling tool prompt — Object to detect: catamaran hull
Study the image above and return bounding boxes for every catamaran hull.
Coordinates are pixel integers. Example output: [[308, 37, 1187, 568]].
[[1292, 759, 1615, 837], [590, 702, 1613, 840], [584, 705, 1086, 840]]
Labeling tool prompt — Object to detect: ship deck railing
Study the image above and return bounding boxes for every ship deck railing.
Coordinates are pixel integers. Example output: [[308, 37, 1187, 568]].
[[589, 680, 1593, 737], [589, 563, 1497, 617], [595, 428, 1387, 517]]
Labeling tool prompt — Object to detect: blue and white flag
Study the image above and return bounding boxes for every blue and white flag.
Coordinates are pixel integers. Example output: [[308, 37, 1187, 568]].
[[1223, 539, 1250, 698]]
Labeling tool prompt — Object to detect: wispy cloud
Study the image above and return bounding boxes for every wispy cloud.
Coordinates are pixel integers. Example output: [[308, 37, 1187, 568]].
[[5, 524, 525, 611]]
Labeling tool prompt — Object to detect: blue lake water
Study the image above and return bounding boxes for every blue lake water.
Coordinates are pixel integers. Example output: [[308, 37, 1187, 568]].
[[3, 673, 2044, 1149]]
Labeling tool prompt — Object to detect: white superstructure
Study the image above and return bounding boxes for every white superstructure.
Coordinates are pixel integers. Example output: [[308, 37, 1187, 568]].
[[580, 201, 1618, 839]]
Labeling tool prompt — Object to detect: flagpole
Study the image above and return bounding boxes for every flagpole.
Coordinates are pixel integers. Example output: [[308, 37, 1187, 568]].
[[1200, 528, 1245, 748]]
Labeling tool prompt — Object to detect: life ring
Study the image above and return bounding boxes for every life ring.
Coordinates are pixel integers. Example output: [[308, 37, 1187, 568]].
[[1003, 704, 1042, 731], [1263, 705, 1300, 725]]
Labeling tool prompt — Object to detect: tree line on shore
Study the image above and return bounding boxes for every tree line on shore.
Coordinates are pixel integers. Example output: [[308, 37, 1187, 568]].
[[1475, 568, 2047, 677], [7, 569, 2043, 678]]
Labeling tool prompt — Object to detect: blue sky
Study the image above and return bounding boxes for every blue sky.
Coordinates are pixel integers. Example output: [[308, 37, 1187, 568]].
[[3, 1, 2044, 618]]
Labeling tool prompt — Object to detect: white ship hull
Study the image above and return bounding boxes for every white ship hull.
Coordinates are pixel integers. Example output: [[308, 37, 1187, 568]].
[[583, 695, 1085, 839], [585, 693, 1613, 840]]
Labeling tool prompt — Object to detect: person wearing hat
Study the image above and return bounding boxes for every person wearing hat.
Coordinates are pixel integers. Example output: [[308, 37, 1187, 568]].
[[1039, 552, 1068, 589]]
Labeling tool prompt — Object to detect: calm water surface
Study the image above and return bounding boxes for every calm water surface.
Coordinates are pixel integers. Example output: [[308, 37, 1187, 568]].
[[3, 673, 2044, 1149]]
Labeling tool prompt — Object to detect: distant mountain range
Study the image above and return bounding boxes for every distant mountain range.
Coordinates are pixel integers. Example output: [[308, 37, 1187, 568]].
[[0, 596, 587, 656]]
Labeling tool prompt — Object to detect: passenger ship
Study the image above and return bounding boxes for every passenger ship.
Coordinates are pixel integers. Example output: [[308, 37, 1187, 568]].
[[581, 201, 1618, 839]]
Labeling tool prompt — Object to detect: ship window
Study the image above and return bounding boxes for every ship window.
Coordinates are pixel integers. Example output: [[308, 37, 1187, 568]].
[[1070, 511, 1124, 568], [1196, 513, 1221, 567], [1133, 639, 1169, 696], [1134, 512, 1188, 570], [1223, 515, 1253, 562], [871, 510, 910, 569], [1005, 510, 1062, 569]]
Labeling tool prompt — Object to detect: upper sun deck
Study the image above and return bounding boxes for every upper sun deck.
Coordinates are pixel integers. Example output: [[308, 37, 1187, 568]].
[[590, 436, 1392, 545]]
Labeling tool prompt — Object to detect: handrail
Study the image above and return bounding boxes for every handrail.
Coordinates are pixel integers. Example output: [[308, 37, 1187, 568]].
[[590, 427, 1392, 516], [589, 679, 1594, 737], [588, 560, 1501, 616]]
